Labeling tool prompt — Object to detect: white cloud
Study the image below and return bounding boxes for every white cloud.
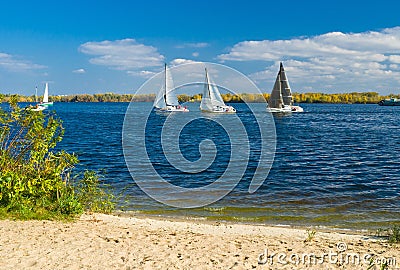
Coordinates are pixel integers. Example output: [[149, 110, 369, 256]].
[[73, 68, 86, 74], [79, 39, 164, 71], [127, 70, 156, 78], [169, 58, 201, 66], [175, 42, 210, 49], [219, 27, 400, 92], [389, 55, 400, 64], [219, 28, 400, 62], [0, 52, 45, 72]]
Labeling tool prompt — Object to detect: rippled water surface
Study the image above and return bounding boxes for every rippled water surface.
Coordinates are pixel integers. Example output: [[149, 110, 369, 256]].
[[45, 102, 400, 229]]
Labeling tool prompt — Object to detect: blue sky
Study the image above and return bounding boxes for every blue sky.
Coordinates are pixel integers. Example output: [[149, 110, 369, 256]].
[[1, 0, 400, 95]]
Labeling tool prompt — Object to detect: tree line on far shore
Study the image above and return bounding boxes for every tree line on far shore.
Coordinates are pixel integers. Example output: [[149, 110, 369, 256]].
[[1, 91, 399, 104]]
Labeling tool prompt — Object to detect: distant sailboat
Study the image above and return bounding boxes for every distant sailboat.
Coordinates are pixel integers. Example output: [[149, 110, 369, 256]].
[[267, 62, 303, 113], [200, 68, 236, 113], [29, 86, 46, 111], [40, 82, 53, 107], [153, 64, 189, 112]]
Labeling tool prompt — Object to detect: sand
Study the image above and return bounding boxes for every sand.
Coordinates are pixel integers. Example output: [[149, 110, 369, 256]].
[[0, 213, 398, 269]]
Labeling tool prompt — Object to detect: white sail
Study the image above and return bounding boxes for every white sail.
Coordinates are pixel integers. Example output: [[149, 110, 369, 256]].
[[200, 68, 214, 111], [153, 85, 166, 109], [210, 81, 226, 107], [153, 64, 183, 110], [43, 83, 49, 103], [154, 64, 176, 108], [165, 66, 179, 106], [154, 64, 168, 108], [200, 68, 226, 111]]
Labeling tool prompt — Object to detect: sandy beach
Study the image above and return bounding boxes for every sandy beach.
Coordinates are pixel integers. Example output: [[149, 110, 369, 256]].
[[0, 213, 398, 269]]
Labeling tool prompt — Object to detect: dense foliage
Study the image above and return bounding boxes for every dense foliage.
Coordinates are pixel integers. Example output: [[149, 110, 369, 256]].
[[0, 95, 114, 219], [1, 91, 398, 104], [291, 92, 397, 104]]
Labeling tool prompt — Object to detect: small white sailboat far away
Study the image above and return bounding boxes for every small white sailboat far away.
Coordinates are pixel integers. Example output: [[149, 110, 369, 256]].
[[200, 68, 236, 113], [153, 64, 189, 112], [29, 86, 46, 111], [267, 62, 303, 113], [40, 82, 54, 107]]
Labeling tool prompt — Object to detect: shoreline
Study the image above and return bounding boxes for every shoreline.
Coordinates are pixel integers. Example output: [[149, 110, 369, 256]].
[[1, 213, 398, 269], [115, 209, 399, 233], [1, 91, 395, 104], [5, 100, 385, 105], [115, 210, 375, 235]]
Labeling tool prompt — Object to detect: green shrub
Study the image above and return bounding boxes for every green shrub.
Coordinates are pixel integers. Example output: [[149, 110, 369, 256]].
[[75, 171, 115, 213], [376, 225, 400, 244], [388, 225, 400, 244], [0, 95, 115, 219]]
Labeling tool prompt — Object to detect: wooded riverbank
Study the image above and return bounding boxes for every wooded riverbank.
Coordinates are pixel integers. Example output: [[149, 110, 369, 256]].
[[1, 91, 398, 104]]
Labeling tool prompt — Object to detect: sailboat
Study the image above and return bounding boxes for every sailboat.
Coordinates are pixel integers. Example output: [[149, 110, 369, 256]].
[[267, 62, 303, 113], [40, 82, 53, 107], [200, 68, 236, 113], [153, 63, 189, 112], [30, 86, 46, 111]]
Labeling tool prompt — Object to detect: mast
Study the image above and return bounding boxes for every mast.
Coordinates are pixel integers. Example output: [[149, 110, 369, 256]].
[[153, 63, 179, 109], [35, 86, 38, 103], [163, 63, 168, 106], [205, 68, 211, 97]]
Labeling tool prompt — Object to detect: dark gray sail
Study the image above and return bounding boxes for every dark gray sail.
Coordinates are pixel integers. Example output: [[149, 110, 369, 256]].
[[279, 62, 293, 106], [268, 71, 284, 109]]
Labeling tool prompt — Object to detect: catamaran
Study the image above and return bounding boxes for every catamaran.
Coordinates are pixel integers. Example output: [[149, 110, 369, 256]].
[[267, 62, 303, 113], [200, 68, 236, 113], [153, 64, 189, 112]]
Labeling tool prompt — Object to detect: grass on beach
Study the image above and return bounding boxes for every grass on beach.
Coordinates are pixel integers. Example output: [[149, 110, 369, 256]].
[[377, 225, 400, 244]]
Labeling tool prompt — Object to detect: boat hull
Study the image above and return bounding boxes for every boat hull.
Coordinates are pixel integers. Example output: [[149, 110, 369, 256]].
[[201, 105, 236, 113], [267, 105, 304, 113], [155, 105, 189, 112], [267, 105, 292, 113], [41, 102, 54, 106], [291, 105, 304, 112], [378, 99, 400, 106], [267, 108, 292, 113]]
